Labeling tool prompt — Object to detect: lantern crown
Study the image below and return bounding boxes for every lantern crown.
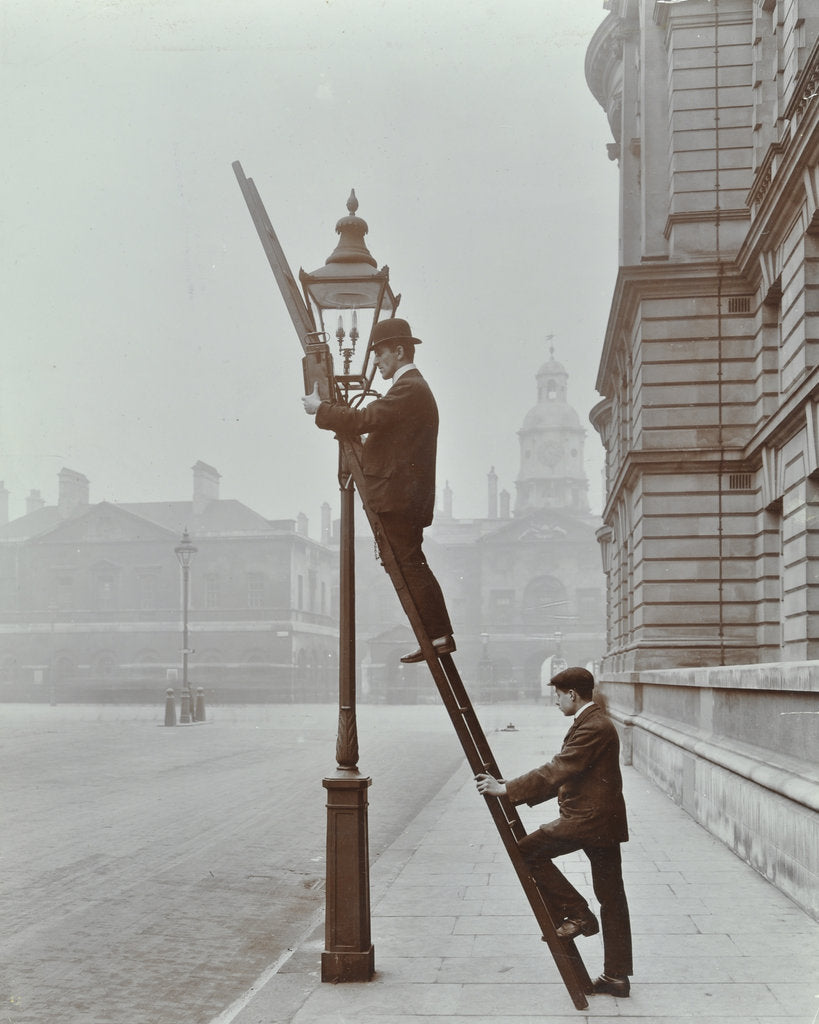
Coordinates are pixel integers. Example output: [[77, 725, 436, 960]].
[[174, 528, 198, 569], [324, 190, 377, 268]]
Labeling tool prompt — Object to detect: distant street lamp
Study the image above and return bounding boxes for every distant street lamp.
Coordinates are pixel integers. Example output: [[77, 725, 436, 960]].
[[174, 529, 198, 724], [478, 631, 494, 696], [300, 191, 399, 983]]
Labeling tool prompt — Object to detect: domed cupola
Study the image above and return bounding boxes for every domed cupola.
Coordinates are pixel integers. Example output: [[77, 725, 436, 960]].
[[515, 343, 589, 515]]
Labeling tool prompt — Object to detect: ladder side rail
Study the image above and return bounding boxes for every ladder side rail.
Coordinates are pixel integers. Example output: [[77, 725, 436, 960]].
[[436, 656, 512, 776], [232, 161, 317, 347]]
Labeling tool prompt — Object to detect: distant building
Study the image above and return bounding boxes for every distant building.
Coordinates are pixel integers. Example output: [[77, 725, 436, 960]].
[[357, 346, 607, 701], [0, 347, 607, 707], [0, 462, 337, 702]]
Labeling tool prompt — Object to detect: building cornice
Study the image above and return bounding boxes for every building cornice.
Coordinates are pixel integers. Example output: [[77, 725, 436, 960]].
[[600, 448, 748, 524], [654, 0, 752, 32], [599, 365, 819, 524], [595, 261, 753, 395], [742, 366, 819, 458], [663, 207, 750, 242]]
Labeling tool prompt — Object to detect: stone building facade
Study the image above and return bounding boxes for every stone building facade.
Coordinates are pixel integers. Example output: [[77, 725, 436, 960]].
[[586, 0, 818, 917]]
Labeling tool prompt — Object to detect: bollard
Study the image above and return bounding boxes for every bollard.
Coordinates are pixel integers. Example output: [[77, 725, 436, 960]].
[[194, 686, 206, 723], [164, 688, 177, 727]]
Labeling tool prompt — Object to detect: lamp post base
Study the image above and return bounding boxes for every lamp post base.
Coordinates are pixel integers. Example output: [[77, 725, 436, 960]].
[[322, 770, 374, 983], [321, 945, 375, 983], [179, 687, 192, 724]]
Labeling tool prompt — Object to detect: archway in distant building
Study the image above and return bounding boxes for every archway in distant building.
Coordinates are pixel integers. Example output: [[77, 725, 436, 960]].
[[54, 654, 75, 681], [522, 575, 568, 627]]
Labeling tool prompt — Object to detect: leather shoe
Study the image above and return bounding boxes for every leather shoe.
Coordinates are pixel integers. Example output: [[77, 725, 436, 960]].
[[555, 911, 599, 939], [591, 974, 630, 998], [400, 635, 456, 664]]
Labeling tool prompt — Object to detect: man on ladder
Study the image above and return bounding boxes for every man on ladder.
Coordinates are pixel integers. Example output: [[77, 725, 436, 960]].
[[476, 666, 633, 999], [302, 316, 455, 664]]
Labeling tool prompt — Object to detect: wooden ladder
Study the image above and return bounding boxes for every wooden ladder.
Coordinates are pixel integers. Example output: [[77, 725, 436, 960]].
[[232, 160, 592, 1010]]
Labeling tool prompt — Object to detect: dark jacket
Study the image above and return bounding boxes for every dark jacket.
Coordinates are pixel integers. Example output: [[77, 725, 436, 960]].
[[315, 368, 438, 526], [505, 704, 628, 846]]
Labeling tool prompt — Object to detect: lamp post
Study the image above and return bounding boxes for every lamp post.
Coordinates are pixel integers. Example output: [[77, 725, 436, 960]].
[[477, 630, 494, 699], [551, 630, 567, 677], [300, 191, 398, 983], [174, 529, 198, 724]]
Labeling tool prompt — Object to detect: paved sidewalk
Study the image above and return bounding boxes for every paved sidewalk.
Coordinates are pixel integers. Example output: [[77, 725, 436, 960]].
[[220, 710, 819, 1024]]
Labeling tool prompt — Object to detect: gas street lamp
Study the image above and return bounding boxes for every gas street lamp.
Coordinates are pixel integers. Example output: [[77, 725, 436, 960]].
[[174, 529, 198, 724], [300, 192, 399, 983], [300, 189, 398, 399]]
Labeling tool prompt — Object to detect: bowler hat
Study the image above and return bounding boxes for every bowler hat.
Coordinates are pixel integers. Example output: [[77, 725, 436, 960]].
[[369, 317, 422, 349]]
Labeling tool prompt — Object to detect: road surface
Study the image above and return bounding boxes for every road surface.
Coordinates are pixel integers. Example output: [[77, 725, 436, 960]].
[[1, 702, 471, 1024]]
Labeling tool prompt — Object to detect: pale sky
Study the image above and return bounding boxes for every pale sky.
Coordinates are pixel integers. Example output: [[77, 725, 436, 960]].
[[1, 0, 617, 528]]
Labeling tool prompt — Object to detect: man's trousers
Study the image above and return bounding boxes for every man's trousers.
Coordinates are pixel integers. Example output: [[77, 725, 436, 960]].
[[377, 513, 453, 640], [517, 829, 633, 978]]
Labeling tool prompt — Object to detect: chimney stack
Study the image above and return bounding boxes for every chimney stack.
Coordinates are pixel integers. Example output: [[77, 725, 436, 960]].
[[192, 461, 220, 516], [58, 468, 89, 519], [488, 467, 498, 519], [297, 512, 309, 537], [27, 489, 45, 515]]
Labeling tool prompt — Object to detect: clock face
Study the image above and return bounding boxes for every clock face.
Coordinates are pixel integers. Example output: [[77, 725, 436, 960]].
[[537, 443, 561, 467]]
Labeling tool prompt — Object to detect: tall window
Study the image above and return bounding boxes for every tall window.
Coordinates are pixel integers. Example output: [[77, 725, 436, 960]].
[[138, 574, 156, 610], [247, 573, 265, 609], [205, 574, 220, 609], [57, 575, 73, 609], [489, 589, 515, 624], [95, 573, 117, 611]]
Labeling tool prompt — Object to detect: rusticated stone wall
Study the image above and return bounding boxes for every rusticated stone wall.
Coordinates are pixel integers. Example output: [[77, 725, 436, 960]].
[[600, 662, 818, 919]]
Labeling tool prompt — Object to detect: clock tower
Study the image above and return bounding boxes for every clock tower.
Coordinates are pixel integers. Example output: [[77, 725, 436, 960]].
[[515, 345, 589, 514]]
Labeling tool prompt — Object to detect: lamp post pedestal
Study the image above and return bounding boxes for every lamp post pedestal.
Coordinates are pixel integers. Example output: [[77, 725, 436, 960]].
[[321, 770, 374, 982], [179, 685, 192, 725]]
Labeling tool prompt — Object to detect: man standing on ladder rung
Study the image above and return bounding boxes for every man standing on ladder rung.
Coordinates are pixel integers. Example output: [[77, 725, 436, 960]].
[[476, 666, 633, 999], [302, 316, 455, 663]]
